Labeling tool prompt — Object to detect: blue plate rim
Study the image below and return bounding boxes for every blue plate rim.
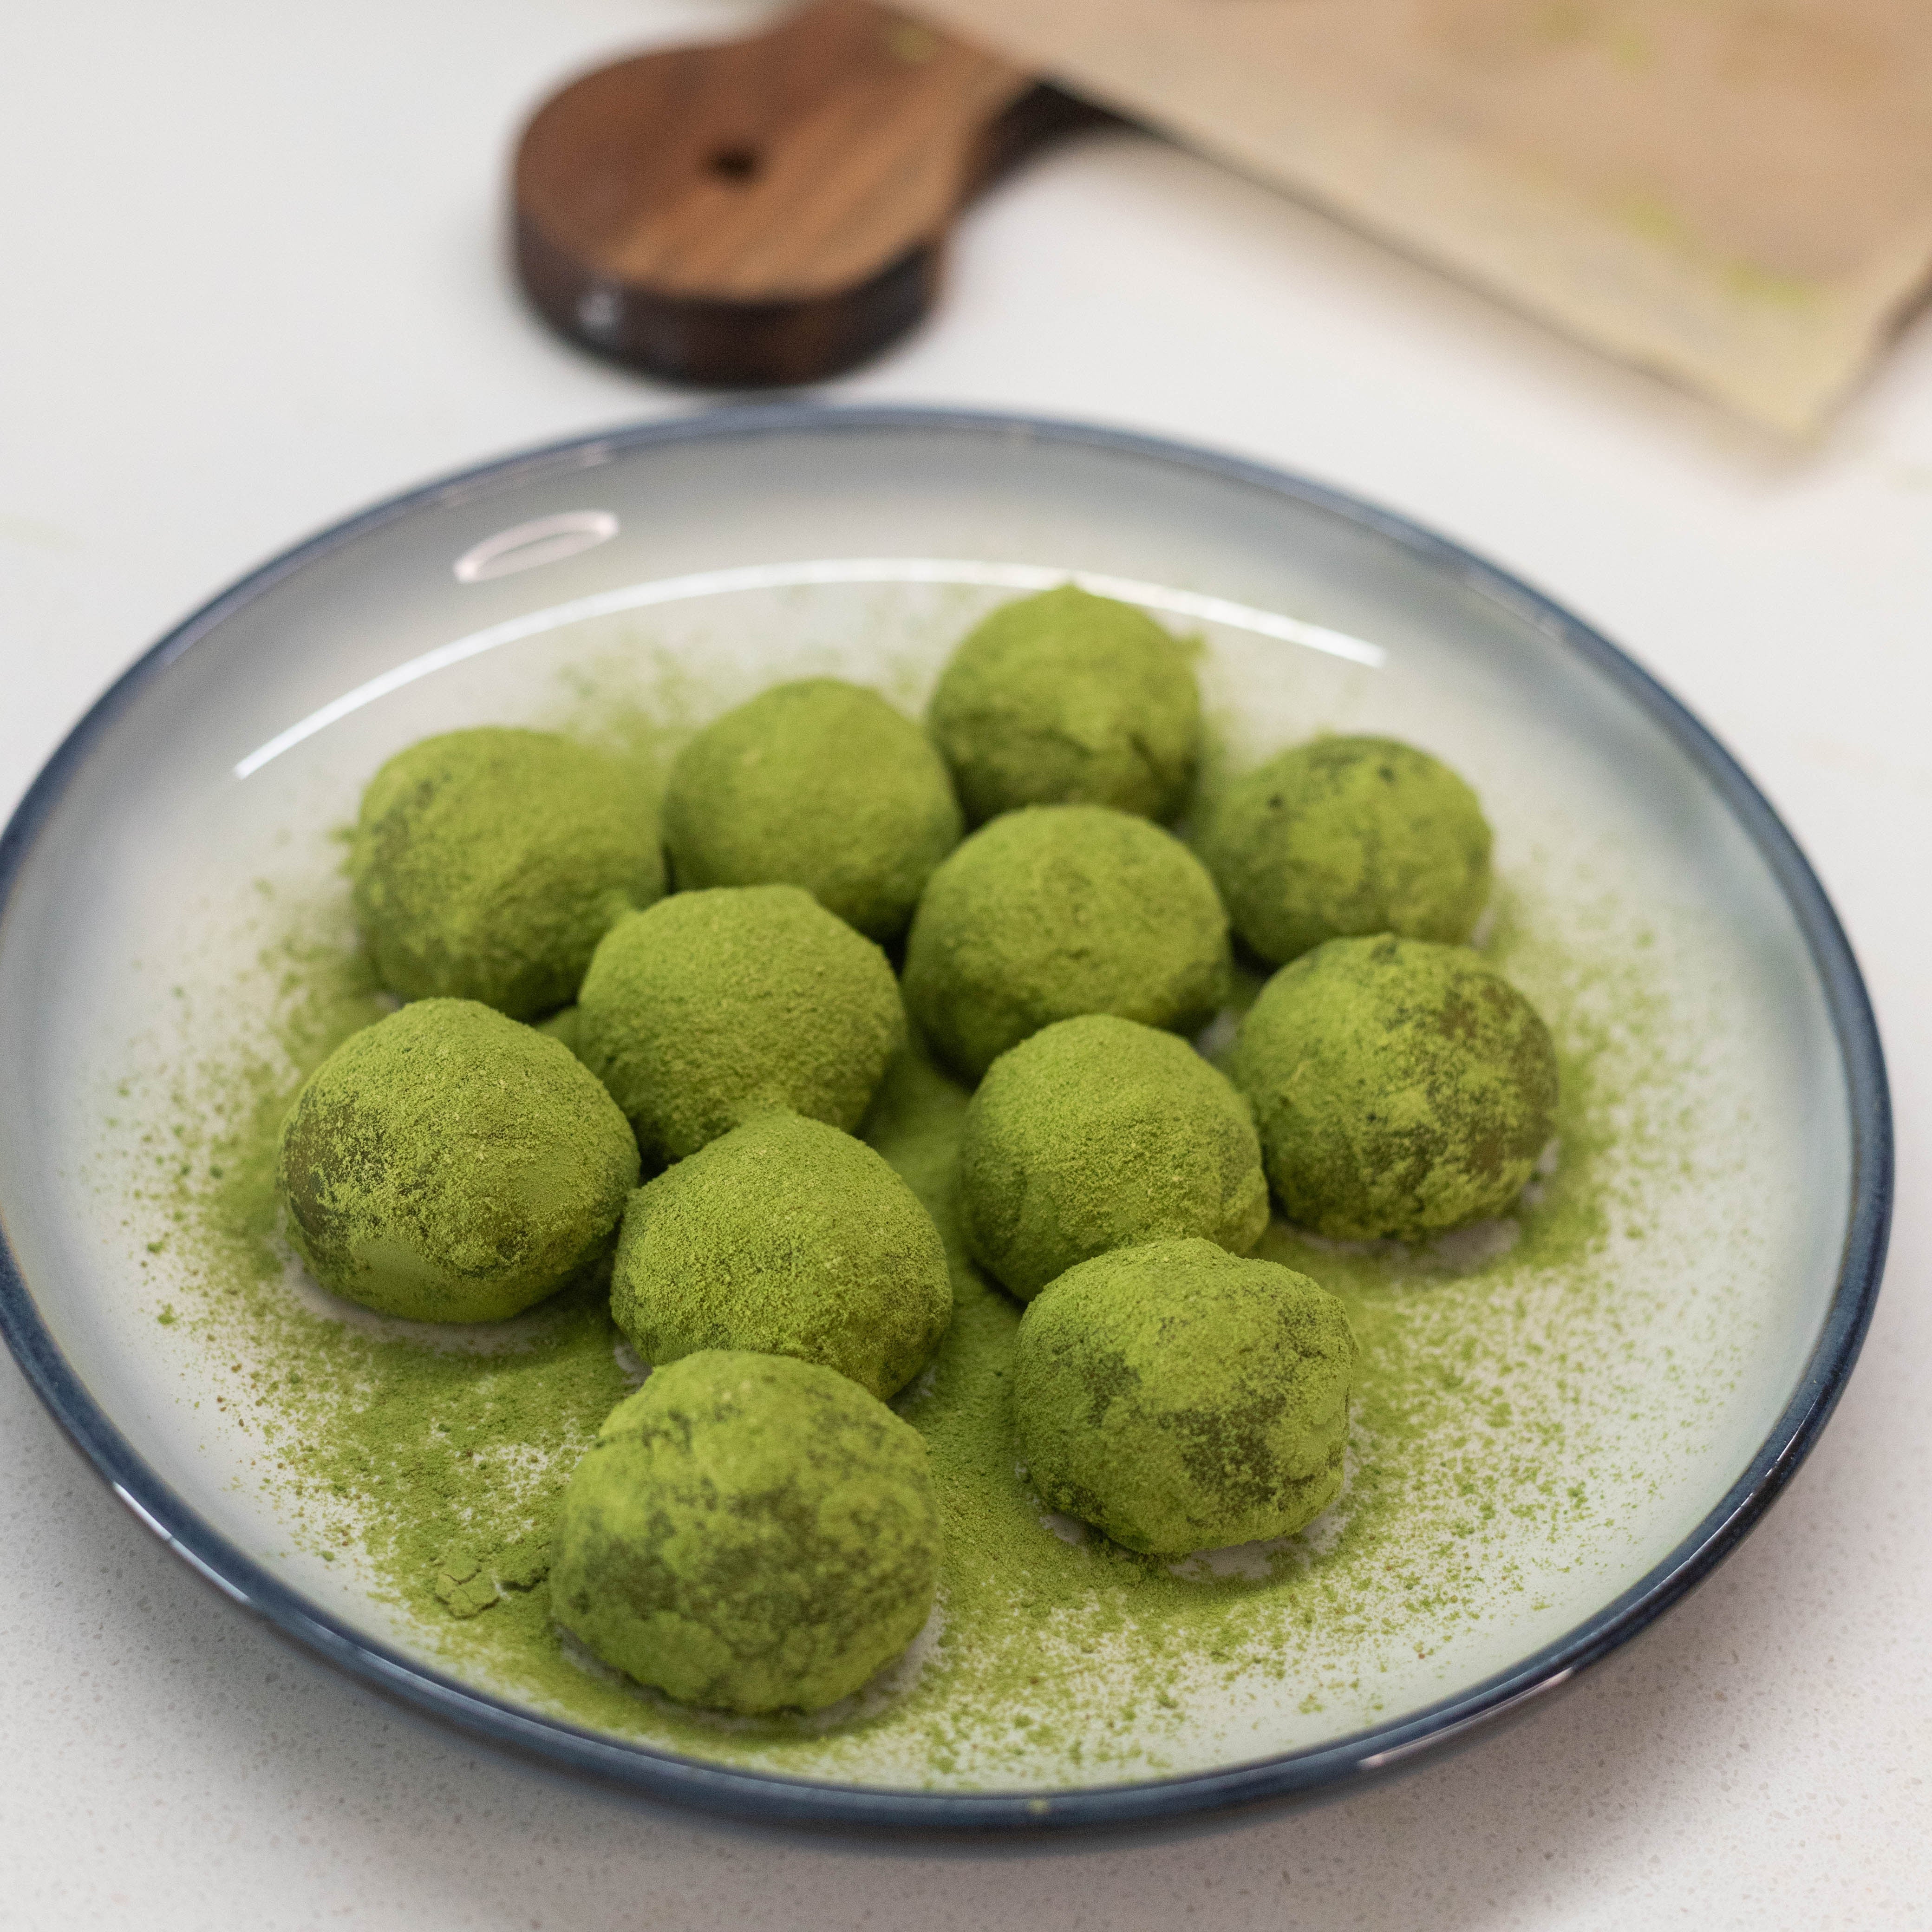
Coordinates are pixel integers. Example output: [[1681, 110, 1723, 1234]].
[[0, 403, 1893, 1833]]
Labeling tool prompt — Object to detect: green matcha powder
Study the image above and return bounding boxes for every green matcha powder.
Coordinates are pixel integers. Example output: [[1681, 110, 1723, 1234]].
[[135, 862, 1677, 1783]]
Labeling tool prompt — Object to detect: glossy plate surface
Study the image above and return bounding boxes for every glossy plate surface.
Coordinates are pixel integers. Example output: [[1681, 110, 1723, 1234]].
[[0, 408, 1890, 1828]]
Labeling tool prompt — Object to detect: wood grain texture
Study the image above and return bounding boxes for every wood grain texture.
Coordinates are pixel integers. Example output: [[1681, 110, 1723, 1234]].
[[513, 0, 1105, 387]]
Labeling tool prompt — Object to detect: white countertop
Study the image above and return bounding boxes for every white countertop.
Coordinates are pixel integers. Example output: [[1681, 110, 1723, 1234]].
[[3, 4, 1925, 1925]]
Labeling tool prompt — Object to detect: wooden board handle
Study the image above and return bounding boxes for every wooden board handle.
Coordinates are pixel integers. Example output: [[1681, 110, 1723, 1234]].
[[512, 0, 1106, 388]]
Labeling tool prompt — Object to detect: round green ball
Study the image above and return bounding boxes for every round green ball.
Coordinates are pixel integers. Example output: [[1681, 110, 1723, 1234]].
[[662, 678, 962, 942], [351, 727, 664, 1017], [1199, 735, 1492, 966], [277, 999, 639, 1322], [1228, 935, 1559, 1241], [1013, 1239, 1357, 1556], [928, 586, 1201, 824], [613, 1113, 952, 1401], [552, 1351, 943, 1715], [576, 886, 905, 1164], [960, 1015, 1268, 1301], [901, 805, 1231, 1083]]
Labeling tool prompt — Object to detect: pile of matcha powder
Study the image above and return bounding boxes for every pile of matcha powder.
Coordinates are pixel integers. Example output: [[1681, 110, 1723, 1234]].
[[162, 583, 1624, 1775]]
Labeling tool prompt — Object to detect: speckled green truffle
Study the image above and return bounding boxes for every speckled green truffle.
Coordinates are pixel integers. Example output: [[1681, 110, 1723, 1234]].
[[1228, 935, 1559, 1241], [901, 805, 1230, 1083], [1199, 735, 1492, 966], [960, 1016, 1268, 1301], [277, 999, 639, 1322], [351, 727, 664, 1017], [612, 1113, 951, 1401], [552, 1351, 942, 1715], [928, 586, 1201, 825], [1013, 1239, 1357, 1555], [662, 679, 962, 942], [575, 886, 904, 1165]]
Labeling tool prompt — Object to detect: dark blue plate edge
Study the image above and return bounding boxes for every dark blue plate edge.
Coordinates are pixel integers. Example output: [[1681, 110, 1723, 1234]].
[[0, 402, 1892, 1836]]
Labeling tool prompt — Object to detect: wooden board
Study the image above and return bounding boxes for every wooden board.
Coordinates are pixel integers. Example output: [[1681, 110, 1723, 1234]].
[[512, 0, 1103, 387]]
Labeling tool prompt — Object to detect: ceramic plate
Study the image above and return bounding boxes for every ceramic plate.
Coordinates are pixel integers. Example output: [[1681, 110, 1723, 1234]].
[[0, 408, 1889, 1828]]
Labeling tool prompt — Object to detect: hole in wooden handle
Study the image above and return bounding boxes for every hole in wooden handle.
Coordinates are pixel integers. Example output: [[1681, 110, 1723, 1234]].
[[707, 145, 762, 183]]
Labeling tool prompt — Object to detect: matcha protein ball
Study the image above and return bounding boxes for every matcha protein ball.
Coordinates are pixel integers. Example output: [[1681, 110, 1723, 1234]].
[[1013, 1239, 1358, 1555], [928, 586, 1202, 825], [1229, 934, 1559, 1241], [902, 805, 1231, 1083], [960, 1015, 1269, 1301], [553, 1350, 943, 1715], [1199, 735, 1492, 967], [351, 727, 664, 1018], [612, 1113, 952, 1401], [576, 885, 904, 1164], [278, 999, 639, 1322], [662, 678, 962, 943]]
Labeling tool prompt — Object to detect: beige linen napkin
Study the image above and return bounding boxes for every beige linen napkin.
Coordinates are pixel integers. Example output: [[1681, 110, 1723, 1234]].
[[910, 0, 1932, 433]]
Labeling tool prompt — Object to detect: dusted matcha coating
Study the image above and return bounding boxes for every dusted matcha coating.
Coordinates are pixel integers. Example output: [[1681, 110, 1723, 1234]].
[[352, 728, 664, 1018], [1230, 934, 1558, 1240], [576, 886, 904, 1164], [612, 1113, 952, 1401], [1013, 1239, 1357, 1555], [553, 1351, 942, 1715], [902, 805, 1231, 1083], [960, 1015, 1268, 1301], [928, 586, 1201, 825], [662, 678, 962, 942], [277, 999, 639, 1322], [1199, 735, 1492, 967]]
